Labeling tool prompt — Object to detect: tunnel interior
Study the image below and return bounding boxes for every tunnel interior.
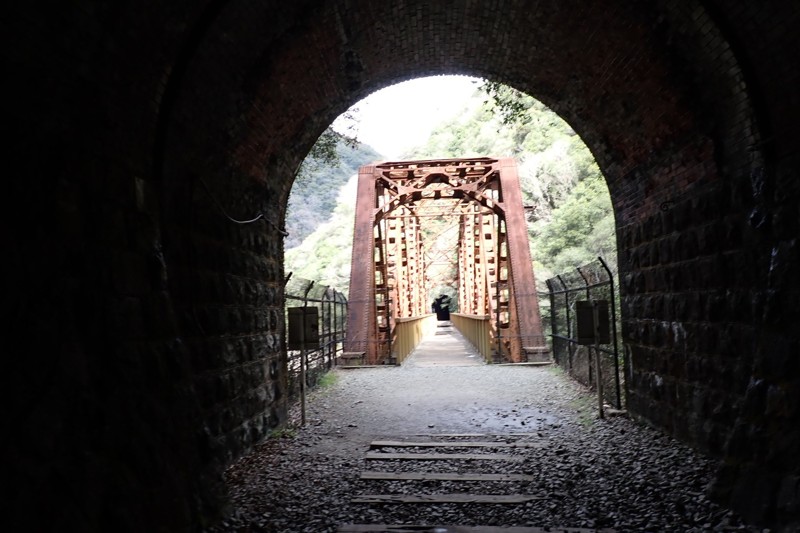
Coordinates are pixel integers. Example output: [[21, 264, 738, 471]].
[[6, 1, 799, 530]]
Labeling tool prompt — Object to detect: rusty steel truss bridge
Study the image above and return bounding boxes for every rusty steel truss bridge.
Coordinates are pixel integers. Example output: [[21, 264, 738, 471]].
[[344, 157, 547, 365]]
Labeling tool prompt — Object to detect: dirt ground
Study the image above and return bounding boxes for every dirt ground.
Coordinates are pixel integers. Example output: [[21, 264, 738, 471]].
[[299, 323, 579, 446], [211, 325, 759, 532]]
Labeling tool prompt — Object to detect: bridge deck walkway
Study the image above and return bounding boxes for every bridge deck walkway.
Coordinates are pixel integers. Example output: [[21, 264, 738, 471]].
[[404, 321, 484, 368]]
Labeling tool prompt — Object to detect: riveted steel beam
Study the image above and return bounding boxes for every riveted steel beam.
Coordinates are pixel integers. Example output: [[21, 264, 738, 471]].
[[345, 158, 545, 363]]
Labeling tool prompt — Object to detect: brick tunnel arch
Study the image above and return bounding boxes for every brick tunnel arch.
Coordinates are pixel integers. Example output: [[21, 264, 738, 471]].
[[155, 0, 792, 527], [8, 1, 798, 531]]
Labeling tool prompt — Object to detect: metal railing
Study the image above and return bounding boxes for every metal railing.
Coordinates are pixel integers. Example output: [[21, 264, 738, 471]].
[[393, 314, 438, 364], [543, 257, 625, 409], [450, 313, 493, 362], [284, 274, 347, 402]]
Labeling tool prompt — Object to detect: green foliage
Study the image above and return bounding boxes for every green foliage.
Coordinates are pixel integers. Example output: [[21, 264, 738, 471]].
[[306, 129, 341, 167], [480, 81, 534, 126], [317, 371, 339, 389], [284, 173, 358, 290], [269, 427, 297, 439], [305, 108, 361, 168], [302, 122, 361, 174], [530, 173, 617, 279], [286, 132, 379, 248], [570, 388, 598, 427]]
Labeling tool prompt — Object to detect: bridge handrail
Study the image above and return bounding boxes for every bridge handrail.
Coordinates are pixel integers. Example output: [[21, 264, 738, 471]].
[[450, 313, 493, 362], [393, 314, 437, 364]]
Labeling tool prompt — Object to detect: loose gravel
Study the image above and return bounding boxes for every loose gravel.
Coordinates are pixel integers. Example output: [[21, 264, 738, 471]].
[[207, 335, 764, 533]]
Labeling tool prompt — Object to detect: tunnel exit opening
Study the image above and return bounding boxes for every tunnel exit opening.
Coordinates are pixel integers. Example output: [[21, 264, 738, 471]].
[[284, 77, 618, 375]]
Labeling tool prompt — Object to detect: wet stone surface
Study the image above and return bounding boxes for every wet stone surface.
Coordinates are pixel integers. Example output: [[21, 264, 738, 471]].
[[207, 333, 763, 532]]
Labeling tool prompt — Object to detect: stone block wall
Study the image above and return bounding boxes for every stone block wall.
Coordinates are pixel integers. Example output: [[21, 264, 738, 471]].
[[620, 175, 800, 526]]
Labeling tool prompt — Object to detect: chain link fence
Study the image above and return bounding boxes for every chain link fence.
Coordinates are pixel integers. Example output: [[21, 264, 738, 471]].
[[543, 257, 625, 409], [284, 274, 347, 403]]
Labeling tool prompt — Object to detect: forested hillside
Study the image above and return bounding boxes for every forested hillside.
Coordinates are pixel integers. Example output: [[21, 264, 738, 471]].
[[285, 137, 380, 249], [285, 172, 360, 289], [285, 82, 617, 295]]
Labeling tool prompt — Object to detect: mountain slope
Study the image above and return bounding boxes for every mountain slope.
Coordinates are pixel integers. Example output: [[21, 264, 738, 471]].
[[285, 137, 380, 249]]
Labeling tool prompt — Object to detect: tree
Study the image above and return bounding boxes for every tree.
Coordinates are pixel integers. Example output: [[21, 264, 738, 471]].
[[285, 129, 379, 249], [480, 81, 533, 126], [530, 173, 617, 278]]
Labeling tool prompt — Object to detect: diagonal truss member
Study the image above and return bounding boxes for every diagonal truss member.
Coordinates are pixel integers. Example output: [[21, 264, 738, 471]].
[[345, 157, 545, 364]]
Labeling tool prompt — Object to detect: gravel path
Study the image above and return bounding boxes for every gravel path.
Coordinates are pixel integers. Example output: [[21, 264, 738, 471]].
[[208, 327, 763, 532]]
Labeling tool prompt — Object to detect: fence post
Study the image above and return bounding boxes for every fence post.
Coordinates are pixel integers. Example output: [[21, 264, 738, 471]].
[[557, 275, 573, 369], [340, 293, 347, 362], [577, 266, 593, 386], [592, 300, 605, 419], [332, 289, 338, 367], [300, 281, 314, 426], [598, 256, 622, 409], [546, 279, 557, 364]]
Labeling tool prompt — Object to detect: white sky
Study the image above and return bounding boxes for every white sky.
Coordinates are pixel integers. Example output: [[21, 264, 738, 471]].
[[332, 75, 481, 160]]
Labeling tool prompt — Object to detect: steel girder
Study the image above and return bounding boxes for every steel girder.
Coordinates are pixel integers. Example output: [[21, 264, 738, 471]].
[[345, 157, 545, 363]]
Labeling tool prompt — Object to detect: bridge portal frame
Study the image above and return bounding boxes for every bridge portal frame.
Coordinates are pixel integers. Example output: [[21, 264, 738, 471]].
[[345, 157, 545, 364]]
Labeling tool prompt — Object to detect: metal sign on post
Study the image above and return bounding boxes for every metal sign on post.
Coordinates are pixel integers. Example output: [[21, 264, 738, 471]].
[[575, 300, 610, 419], [288, 307, 319, 350], [287, 307, 319, 426], [575, 300, 610, 345]]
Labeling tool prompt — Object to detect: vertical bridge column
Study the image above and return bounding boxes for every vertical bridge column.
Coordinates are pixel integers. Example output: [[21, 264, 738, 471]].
[[345, 165, 379, 363], [497, 158, 547, 361]]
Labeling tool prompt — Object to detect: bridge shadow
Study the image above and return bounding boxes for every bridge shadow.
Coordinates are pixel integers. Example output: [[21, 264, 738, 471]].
[[404, 321, 485, 368]]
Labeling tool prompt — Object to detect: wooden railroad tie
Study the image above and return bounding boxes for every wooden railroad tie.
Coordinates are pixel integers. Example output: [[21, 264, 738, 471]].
[[360, 471, 536, 482], [365, 452, 522, 461], [339, 526, 615, 532], [369, 440, 542, 449], [351, 494, 546, 504]]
